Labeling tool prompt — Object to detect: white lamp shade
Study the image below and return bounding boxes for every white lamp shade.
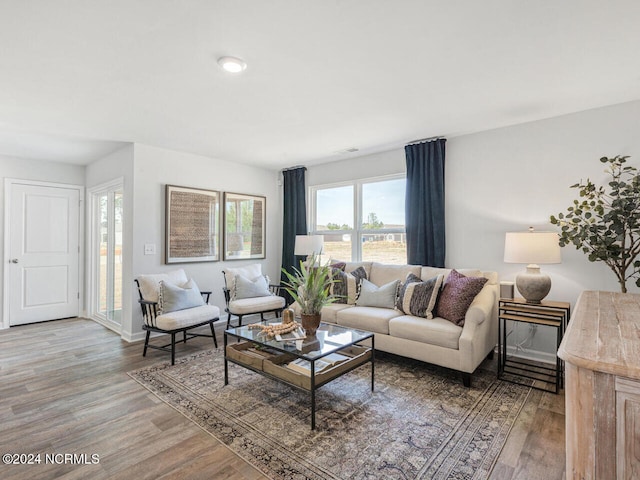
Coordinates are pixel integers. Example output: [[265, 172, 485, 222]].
[[294, 235, 324, 256], [504, 231, 561, 265]]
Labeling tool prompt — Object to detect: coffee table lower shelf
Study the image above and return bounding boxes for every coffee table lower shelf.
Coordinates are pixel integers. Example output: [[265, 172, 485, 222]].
[[223, 338, 375, 429]]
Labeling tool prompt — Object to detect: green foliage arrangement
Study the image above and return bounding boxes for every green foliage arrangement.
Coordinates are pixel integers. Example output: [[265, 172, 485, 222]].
[[550, 155, 640, 293], [281, 254, 337, 315]]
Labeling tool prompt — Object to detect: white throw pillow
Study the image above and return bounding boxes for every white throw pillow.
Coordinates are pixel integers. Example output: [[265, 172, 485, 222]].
[[355, 279, 399, 309], [159, 278, 205, 314], [234, 274, 272, 299], [137, 269, 189, 303], [223, 264, 263, 297]]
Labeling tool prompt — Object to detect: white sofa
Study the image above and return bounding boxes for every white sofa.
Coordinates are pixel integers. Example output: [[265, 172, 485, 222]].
[[296, 262, 498, 387]]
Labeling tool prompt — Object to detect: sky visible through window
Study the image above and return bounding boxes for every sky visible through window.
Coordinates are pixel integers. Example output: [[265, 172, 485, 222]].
[[316, 178, 405, 229]]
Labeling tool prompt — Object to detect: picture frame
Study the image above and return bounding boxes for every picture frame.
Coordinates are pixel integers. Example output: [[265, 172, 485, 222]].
[[223, 192, 266, 260], [165, 185, 220, 263]]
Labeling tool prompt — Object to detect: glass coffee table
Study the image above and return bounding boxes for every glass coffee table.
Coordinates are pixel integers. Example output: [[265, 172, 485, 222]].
[[224, 321, 375, 429]]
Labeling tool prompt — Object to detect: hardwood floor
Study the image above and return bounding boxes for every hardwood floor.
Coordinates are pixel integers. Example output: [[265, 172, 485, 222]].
[[0, 318, 566, 479]]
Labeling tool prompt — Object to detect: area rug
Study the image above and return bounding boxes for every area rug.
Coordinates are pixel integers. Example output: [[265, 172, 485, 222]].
[[129, 349, 531, 480]]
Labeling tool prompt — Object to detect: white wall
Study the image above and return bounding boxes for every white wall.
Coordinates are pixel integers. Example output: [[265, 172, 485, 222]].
[[129, 143, 282, 339], [447, 100, 640, 302], [0, 155, 85, 327], [85, 145, 135, 337], [307, 149, 405, 185], [307, 99, 640, 357]]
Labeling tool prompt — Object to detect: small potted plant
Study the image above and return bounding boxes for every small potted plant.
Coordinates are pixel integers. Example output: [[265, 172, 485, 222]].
[[281, 254, 336, 335]]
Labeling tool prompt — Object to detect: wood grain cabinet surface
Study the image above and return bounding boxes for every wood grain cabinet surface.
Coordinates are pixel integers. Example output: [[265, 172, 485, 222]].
[[558, 291, 640, 480]]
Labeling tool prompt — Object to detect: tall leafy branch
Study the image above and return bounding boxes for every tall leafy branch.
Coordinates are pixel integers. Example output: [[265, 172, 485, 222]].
[[550, 155, 640, 293]]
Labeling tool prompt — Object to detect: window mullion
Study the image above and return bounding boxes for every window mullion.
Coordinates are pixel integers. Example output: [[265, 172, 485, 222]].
[[352, 181, 359, 261]]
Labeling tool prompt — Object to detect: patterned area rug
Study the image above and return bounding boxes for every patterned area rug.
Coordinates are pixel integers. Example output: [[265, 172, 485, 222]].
[[129, 349, 530, 480]]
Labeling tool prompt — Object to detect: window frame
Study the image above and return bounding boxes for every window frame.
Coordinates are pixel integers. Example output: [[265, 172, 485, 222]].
[[309, 173, 406, 262]]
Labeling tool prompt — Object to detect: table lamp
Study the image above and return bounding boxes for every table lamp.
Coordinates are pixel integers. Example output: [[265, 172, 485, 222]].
[[294, 235, 324, 266], [504, 227, 561, 304]]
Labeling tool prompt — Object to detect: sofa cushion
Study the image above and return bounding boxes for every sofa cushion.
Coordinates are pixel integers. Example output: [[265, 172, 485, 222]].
[[153, 304, 220, 331], [396, 273, 443, 319], [320, 304, 353, 323], [389, 315, 463, 350], [369, 263, 421, 286], [336, 306, 401, 334], [228, 295, 285, 315], [436, 269, 488, 326], [159, 278, 205, 314], [356, 279, 399, 309], [234, 274, 271, 299], [344, 262, 373, 278], [420, 267, 483, 283], [137, 269, 189, 303]]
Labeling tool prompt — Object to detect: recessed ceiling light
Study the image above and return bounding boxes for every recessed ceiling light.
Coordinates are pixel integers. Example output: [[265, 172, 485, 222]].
[[217, 56, 247, 73]]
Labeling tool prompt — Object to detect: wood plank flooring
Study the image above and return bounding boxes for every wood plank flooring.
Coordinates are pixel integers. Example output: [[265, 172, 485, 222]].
[[0, 318, 566, 479]]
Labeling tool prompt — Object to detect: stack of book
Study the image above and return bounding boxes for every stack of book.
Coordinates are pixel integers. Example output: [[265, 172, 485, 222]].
[[286, 352, 350, 376]]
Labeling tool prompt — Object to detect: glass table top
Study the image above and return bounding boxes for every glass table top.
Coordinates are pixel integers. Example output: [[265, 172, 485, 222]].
[[225, 321, 373, 361]]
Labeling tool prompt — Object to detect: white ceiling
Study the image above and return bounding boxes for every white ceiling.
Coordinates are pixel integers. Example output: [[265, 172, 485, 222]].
[[1, 0, 639, 169]]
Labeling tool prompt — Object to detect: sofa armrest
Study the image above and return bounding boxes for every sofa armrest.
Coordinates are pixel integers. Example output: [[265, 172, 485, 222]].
[[464, 285, 495, 326], [458, 284, 498, 373]]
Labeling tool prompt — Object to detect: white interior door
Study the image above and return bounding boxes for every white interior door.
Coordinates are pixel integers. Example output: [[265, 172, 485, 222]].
[[7, 182, 81, 326]]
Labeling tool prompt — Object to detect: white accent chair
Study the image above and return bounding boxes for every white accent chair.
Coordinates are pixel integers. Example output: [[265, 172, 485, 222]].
[[135, 269, 220, 365], [222, 264, 286, 328]]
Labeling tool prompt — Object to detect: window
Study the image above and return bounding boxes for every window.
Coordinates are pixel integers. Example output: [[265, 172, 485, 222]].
[[88, 179, 124, 329], [310, 175, 406, 264]]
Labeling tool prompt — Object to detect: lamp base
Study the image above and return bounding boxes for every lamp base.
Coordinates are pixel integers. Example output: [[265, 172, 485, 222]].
[[515, 265, 551, 304]]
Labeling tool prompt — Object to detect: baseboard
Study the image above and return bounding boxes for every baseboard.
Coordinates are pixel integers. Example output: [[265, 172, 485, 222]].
[[122, 330, 147, 343], [90, 316, 122, 335], [503, 345, 557, 365]]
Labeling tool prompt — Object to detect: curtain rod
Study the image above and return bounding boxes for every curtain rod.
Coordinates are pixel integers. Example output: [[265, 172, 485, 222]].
[[281, 165, 307, 172], [406, 136, 445, 146]]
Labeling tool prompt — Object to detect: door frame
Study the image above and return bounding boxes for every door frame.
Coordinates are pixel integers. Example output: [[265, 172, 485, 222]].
[[2, 178, 84, 329], [86, 177, 124, 334]]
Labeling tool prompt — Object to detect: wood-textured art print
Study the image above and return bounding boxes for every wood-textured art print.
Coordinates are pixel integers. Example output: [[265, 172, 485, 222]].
[[223, 192, 266, 260], [166, 185, 220, 263]]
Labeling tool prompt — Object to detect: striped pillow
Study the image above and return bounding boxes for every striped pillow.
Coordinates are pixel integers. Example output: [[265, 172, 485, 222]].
[[331, 266, 367, 304], [396, 273, 444, 319]]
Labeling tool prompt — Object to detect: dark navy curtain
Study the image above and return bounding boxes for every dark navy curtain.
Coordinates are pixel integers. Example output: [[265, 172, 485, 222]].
[[280, 167, 307, 301], [404, 139, 446, 266]]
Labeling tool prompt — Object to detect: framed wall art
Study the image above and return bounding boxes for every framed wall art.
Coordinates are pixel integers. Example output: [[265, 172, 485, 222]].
[[223, 192, 266, 260], [165, 185, 220, 263]]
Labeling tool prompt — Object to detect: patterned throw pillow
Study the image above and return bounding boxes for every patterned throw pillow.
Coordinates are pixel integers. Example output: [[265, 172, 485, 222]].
[[436, 269, 488, 326], [330, 268, 349, 304], [356, 279, 400, 309], [331, 266, 367, 305], [330, 261, 347, 271], [346, 266, 368, 305], [396, 273, 444, 319]]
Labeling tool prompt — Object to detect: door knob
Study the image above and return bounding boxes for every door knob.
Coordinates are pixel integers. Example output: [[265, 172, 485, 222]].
[[10, 259, 18, 263]]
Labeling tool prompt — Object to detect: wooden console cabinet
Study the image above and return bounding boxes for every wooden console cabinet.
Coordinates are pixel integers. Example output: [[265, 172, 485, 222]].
[[558, 290, 640, 480]]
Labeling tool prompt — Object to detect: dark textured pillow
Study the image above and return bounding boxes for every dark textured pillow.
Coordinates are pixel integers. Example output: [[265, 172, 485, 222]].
[[330, 261, 346, 271], [436, 269, 488, 326], [331, 266, 368, 304], [396, 273, 443, 319], [330, 268, 349, 304]]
